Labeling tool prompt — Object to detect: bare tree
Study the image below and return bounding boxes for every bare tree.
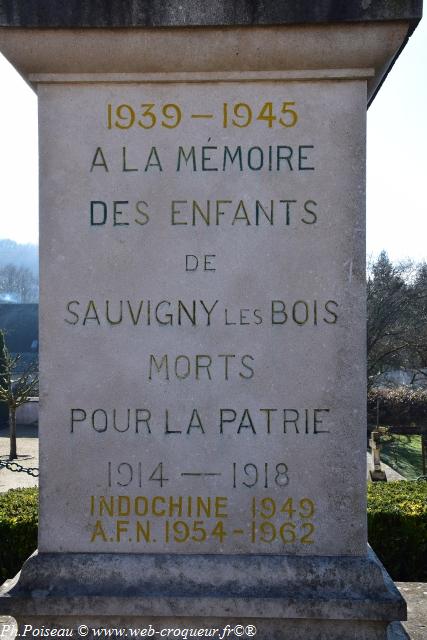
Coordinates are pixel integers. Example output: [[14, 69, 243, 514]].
[[0, 330, 38, 460], [0, 264, 38, 302], [367, 252, 427, 387]]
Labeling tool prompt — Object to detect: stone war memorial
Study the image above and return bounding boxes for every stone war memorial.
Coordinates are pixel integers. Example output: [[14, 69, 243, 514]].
[[0, 1, 423, 638]]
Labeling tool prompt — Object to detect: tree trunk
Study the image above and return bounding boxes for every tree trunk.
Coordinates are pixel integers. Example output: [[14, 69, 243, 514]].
[[422, 434, 427, 476], [9, 405, 17, 460]]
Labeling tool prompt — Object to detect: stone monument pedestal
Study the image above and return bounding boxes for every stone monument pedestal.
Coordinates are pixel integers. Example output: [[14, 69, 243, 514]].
[[0, 3, 422, 639], [1, 549, 406, 639]]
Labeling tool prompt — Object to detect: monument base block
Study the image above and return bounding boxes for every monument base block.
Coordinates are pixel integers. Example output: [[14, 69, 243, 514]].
[[0, 547, 407, 639]]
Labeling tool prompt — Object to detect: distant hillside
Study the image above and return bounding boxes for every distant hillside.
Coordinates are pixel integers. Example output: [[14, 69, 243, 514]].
[[0, 239, 38, 276]]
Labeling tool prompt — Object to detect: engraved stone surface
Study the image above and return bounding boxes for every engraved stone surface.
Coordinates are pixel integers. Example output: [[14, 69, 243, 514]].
[[39, 79, 366, 555]]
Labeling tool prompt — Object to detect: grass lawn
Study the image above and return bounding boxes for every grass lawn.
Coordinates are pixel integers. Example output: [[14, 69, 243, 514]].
[[380, 434, 424, 479]]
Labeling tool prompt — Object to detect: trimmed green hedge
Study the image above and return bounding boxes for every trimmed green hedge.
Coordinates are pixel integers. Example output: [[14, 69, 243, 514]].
[[1, 483, 426, 582], [0, 487, 38, 580], [368, 480, 427, 581], [368, 386, 427, 425]]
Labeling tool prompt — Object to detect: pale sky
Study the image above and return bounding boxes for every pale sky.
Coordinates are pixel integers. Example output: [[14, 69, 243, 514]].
[[367, 17, 427, 264], [0, 19, 426, 263]]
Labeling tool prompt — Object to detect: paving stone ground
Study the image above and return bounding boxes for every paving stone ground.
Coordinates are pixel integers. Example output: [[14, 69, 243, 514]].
[[0, 428, 425, 638], [0, 423, 38, 492], [0, 616, 17, 640], [396, 583, 427, 640]]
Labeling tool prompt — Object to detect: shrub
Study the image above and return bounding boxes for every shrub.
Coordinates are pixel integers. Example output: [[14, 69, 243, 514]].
[[0, 487, 38, 580], [368, 480, 427, 581]]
